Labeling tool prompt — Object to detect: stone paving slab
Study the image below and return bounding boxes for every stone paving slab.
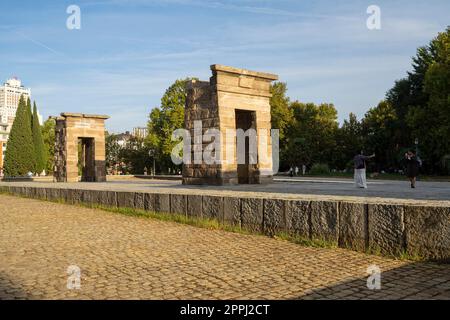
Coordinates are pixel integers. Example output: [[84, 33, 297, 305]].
[[1, 194, 450, 300]]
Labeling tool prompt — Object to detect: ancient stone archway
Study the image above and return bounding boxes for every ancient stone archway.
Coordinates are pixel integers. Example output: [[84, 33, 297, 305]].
[[183, 64, 278, 185], [53, 113, 109, 182]]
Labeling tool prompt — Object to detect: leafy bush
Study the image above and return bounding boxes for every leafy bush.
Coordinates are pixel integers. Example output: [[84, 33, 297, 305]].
[[309, 163, 330, 175], [441, 155, 450, 175]]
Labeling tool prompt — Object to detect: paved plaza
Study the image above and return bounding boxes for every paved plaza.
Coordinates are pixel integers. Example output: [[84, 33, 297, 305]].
[[2, 176, 449, 204], [273, 176, 450, 201], [1, 194, 450, 300]]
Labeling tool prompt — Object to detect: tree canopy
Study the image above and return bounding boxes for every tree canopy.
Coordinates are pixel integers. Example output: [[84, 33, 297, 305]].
[[387, 26, 450, 173], [41, 118, 55, 174], [146, 78, 193, 174]]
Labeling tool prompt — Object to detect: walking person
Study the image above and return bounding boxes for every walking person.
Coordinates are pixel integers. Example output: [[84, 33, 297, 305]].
[[294, 166, 299, 176], [405, 150, 420, 188], [353, 151, 375, 188]]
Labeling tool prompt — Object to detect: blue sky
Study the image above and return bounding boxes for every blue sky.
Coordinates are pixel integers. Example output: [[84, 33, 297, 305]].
[[0, 0, 448, 132]]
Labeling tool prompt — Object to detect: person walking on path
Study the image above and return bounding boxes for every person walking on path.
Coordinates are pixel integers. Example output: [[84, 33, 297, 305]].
[[294, 166, 299, 176], [353, 151, 375, 188], [405, 150, 420, 188], [288, 166, 294, 177]]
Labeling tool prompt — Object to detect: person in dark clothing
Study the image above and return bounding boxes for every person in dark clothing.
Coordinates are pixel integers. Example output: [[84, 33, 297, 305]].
[[405, 150, 420, 188], [353, 151, 375, 188]]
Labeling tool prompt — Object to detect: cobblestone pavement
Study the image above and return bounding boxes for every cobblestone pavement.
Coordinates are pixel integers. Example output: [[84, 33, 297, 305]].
[[1, 194, 449, 300]]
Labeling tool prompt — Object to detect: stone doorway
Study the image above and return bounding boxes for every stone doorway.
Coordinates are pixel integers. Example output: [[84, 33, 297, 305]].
[[235, 109, 257, 184], [79, 138, 96, 182]]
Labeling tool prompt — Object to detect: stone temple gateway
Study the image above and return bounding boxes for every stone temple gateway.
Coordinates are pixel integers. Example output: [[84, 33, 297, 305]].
[[183, 65, 278, 185], [53, 113, 109, 183]]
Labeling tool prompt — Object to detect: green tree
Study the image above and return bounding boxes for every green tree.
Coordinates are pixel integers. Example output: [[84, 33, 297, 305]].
[[32, 102, 46, 174], [361, 101, 397, 172], [406, 27, 450, 173], [119, 136, 150, 174], [146, 78, 194, 173], [270, 82, 292, 141], [3, 95, 35, 176], [41, 118, 55, 174], [26, 98, 33, 126], [270, 82, 293, 170], [105, 132, 122, 171], [26, 98, 36, 171], [334, 113, 363, 170], [285, 101, 338, 168], [386, 26, 450, 173]]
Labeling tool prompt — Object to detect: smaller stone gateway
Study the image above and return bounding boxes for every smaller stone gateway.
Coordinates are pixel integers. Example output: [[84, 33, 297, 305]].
[[52, 113, 109, 183], [183, 64, 279, 185]]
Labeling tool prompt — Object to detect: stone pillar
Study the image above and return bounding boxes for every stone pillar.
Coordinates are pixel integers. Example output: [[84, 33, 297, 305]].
[[52, 113, 109, 183], [53, 117, 67, 182]]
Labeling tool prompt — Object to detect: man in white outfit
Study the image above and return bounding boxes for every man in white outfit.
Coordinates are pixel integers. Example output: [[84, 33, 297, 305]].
[[353, 151, 375, 188]]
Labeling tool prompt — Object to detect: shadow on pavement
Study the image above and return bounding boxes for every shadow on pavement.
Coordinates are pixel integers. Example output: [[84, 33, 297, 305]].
[[0, 271, 30, 300], [297, 262, 450, 300]]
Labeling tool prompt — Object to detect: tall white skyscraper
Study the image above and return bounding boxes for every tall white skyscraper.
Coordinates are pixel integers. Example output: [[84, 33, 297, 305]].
[[0, 78, 31, 120], [0, 78, 32, 172]]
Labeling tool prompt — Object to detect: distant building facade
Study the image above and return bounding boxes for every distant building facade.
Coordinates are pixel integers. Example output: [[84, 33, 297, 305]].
[[0, 78, 32, 172], [116, 131, 132, 148], [133, 127, 148, 139]]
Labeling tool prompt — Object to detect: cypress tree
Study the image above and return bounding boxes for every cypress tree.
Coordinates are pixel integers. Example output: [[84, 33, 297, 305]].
[[3, 95, 35, 176], [26, 98, 32, 127], [27, 98, 36, 172], [32, 102, 46, 175]]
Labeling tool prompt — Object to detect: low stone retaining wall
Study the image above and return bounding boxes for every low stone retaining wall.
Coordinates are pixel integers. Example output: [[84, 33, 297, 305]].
[[1, 185, 449, 262]]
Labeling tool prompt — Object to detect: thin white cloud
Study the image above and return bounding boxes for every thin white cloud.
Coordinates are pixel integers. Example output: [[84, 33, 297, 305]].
[[84, 0, 358, 21], [14, 31, 65, 56]]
